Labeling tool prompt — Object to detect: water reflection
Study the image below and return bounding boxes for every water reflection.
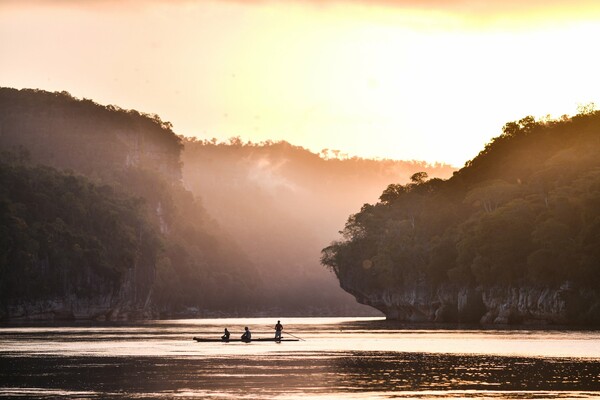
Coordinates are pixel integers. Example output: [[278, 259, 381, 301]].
[[2, 351, 599, 399], [331, 352, 600, 393], [1, 318, 600, 399]]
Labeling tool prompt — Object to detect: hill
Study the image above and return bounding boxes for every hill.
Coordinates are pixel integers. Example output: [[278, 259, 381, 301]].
[[182, 139, 454, 315], [322, 110, 600, 325], [0, 161, 159, 319], [0, 87, 454, 319], [0, 88, 258, 319]]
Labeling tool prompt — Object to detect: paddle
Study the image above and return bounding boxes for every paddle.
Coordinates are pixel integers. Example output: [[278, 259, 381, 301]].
[[283, 331, 305, 341]]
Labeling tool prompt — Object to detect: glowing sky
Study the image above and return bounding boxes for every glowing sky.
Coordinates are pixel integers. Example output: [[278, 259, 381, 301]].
[[2, 1, 600, 166]]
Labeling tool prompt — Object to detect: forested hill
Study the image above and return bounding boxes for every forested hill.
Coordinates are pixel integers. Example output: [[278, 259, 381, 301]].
[[322, 110, 600, 325], [0, 161, 159, 317], [0, 87, 453, 319], [0, 88, 181, 181], [183, 139, 454, 246], [0, 87, 259, 320], [182, 139, 454, 316]]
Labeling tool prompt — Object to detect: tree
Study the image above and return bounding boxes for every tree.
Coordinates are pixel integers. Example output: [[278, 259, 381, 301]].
[[410, 171, 428, 184], [379, 183, 406, 204], [323, 110, 600, 301]]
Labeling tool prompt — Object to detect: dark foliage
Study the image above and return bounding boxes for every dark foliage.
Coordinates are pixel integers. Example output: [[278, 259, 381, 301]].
[[323, 110, 600, 290], [0, 161, 159, 303], [0, 88, 259, 315]]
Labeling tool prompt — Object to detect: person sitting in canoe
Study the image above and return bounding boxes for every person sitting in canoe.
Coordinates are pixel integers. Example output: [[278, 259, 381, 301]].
[[241, 326, 251, 342], [221, 328, 230, 342], [274, 320, 283, 340]]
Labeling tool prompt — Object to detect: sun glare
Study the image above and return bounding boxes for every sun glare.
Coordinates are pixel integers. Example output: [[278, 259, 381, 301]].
[[1, 1, 599, 165], [203, 2, 600, 164]]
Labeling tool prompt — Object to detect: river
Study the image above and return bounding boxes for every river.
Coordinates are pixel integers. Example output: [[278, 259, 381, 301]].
[[1, 317, 599, 399]]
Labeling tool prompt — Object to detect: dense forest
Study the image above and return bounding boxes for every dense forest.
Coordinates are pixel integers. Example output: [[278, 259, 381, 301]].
[[0, 88, 258, 319], [322, 109, 600, 325], [0, 160, 160, 317], [182, 139, 454, 315], [0, 87, 454, 319]]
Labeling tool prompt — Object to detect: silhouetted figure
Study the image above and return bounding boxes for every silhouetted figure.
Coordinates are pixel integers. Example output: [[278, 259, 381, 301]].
[[241, 326, 251, 342], [221, 328, 230, 341], [274, 320, 283, 340]]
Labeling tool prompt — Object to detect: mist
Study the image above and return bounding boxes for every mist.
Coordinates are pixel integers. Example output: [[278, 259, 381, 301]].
[[182, 139, 455, 315]]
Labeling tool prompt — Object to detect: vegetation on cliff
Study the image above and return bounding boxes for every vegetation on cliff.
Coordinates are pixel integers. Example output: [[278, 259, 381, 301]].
[[0, 159, 158, 306], [3, 87, 448, 317], [322, 109, 600, 296], [0, 88, 258, 317], [0, 88, 182, 181]]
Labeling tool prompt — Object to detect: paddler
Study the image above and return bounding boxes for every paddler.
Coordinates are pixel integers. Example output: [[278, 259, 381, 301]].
[[274, 320, 283, 340], [241, 326, 252, 342], [221, 328, 230, 341]]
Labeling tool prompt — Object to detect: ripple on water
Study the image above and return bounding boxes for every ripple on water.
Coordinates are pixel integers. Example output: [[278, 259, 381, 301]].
[[1, 318, 600, 399]]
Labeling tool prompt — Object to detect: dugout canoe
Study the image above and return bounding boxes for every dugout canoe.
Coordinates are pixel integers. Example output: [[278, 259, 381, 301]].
[[193, 337, 299, 343]]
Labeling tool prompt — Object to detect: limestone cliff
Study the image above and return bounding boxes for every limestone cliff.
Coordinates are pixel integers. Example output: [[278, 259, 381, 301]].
[[2, 265, 156, 321], [341, 276, 600, 325], [322, 111, 600, 327]]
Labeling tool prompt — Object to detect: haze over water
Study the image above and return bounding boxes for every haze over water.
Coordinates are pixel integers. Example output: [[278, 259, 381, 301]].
[[1, 317, 599, 399]]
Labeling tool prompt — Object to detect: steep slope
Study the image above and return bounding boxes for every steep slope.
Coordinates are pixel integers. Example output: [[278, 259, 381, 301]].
[[0, 162, 159, 320], [322, 112, 600, 325], [0, 88, 259, 319]]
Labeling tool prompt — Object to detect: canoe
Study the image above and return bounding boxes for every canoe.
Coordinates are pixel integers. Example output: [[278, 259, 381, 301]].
[[193, 336, 299, 343]]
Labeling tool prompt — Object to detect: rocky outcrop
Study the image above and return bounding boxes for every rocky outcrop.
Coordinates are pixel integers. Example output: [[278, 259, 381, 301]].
[[1, 267, 157, 321], [342, 278, 600, 325]]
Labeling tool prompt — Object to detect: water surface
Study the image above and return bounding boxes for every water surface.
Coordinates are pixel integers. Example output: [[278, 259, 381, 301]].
[[1, 317, 599, 399]]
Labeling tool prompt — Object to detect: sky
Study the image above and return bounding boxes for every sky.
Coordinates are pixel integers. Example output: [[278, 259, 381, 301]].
[[1, 0, 600, 166]]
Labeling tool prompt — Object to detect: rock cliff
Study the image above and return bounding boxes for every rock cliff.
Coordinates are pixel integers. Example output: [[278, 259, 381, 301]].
[[1, 266, 156, 321], [322, 112, 600, 327], [341, 277, 600, 325]]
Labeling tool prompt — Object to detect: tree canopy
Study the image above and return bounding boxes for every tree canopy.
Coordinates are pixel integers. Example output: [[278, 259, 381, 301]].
[[0, 88, 259, 317], [322, 110, 600, 292]]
